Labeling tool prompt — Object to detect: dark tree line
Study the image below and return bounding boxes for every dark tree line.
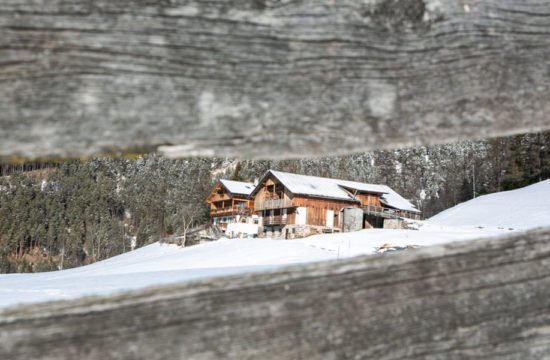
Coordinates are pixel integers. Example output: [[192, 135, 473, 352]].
[[226, 132, 550, 217], [1, 132, 548, 273], [0, 155, 216, 273]]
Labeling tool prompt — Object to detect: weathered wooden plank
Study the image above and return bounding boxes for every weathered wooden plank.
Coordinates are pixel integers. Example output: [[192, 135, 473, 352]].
[[2, 227, 550, 359], [1, 0, 550, 159], [1, 2, 550, 358]]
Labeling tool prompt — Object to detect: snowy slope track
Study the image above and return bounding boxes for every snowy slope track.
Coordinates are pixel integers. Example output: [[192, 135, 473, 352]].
[[2, 227, 550, 360], [429, 180, 550, 230]]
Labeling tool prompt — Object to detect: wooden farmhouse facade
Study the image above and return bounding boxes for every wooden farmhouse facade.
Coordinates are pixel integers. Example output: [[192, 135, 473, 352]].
[[207, 171, 421, 238], [250, 171, 421, 237], [206, 179, 256, 230]]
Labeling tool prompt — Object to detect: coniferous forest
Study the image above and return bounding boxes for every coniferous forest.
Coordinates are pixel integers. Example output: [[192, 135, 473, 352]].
[[1, 132, 549, 273]]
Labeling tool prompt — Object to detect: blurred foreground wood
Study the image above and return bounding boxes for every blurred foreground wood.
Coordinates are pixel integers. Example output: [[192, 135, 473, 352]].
[[2, 228, 550, 359], [1, 0, 550, 158], [2, 0, 550, 358]]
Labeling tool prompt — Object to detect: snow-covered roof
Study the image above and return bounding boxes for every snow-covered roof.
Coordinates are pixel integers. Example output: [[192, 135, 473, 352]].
[[379, 188, 421, 213], [263, 171, 346, 199], [336, 180, 389, 195], [259, 170, 420, 213], [219, 179, 255, 196]]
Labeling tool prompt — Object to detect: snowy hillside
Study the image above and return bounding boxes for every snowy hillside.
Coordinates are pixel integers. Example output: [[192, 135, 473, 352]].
[[428, 180, 550, 230], [1, 180, 549, 309], [0, 226, 505, 309]]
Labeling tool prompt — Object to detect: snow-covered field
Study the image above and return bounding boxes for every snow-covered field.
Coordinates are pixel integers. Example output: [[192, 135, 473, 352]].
[[1, 180, 549, 309], [428, 179, 550, 230]]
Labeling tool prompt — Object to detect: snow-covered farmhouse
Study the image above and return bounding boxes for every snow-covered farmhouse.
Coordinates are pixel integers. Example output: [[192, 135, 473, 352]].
[[250, 170, 420, 237], [206, 179, 256, 231]]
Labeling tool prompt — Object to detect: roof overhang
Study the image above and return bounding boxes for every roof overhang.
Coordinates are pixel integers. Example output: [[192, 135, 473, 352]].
[[291, 193, 361, 203], [338, 185, 388, 195], [249, 170, 277, 197]]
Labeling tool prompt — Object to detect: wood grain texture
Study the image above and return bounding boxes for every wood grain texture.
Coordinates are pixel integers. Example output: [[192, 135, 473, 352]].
[[2, 2, 550, 358], [2, 227, 550, 359], [0, 0, 549, 158]]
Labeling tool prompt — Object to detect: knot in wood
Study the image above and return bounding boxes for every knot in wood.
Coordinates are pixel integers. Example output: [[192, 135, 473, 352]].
[[365, 0, 429, 32], [252, 0, 293, 11]]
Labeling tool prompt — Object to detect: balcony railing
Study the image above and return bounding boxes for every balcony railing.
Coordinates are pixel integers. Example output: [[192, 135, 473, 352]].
[[210, 207, 252, 216], [362, 205, 397, 219], [254, 198, 293, 211], [264, 215, 287, 225], [362, 205, 420, 220]]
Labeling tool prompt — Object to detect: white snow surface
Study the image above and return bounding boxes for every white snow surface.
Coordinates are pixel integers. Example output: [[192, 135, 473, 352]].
[[226, 222, 259, 236], [0, 225, 505, 309], [1, 179, 549, 309], [219, 179, 255, 195], [428, 180, 550, 230]]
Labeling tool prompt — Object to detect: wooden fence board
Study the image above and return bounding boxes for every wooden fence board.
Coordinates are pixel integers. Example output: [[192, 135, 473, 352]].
[[0, 0, 549, 158], [2, 227, 550, 359], [1, 1, 550, 358]]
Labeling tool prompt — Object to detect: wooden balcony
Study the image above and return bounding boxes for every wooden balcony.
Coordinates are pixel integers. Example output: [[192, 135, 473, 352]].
[[254, 198, 293, 211], [362, 205, 420, 220], [264, 215, 287, 225], [362, 205, 397, 219], [210, 207, 252, 216]]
